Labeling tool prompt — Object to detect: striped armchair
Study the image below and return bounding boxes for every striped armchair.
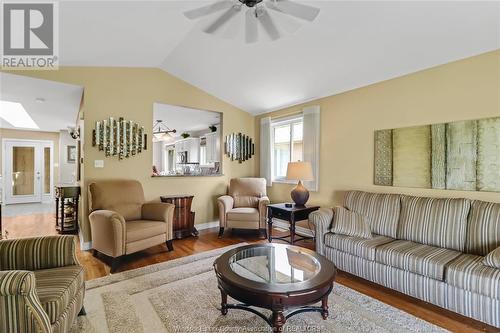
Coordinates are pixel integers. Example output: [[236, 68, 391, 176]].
[[0, 236, 85, 333]]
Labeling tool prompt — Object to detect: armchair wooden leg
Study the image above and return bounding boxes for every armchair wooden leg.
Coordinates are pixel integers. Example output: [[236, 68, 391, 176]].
[[78, 306, 86, 316], [218, 227, 225, 238], [110, 257, 121, 274], [259, 228, 267, 239], [166, 240, 174, 251]]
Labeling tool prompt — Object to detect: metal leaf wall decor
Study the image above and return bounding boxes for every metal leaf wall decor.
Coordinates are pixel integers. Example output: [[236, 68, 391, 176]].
[[224, 133, 255, 163], [92, 117, 147, 160]]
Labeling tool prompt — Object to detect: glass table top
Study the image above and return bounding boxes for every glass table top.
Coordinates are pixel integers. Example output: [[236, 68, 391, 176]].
[[229, 244, 321, 284]]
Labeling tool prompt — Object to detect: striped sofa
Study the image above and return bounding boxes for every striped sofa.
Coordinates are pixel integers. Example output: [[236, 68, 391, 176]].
[[0, 236, 85, 333], [310, 191, 500, 328]]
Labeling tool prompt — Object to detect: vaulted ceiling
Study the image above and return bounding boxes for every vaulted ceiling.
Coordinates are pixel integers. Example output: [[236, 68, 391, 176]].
[[59, 1, 500, 114]]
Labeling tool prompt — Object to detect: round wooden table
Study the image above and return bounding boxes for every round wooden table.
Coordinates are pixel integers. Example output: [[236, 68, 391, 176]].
[[214, 243, 337, 332]]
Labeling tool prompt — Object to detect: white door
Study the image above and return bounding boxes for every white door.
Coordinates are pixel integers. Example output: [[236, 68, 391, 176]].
[[3, 139, 54, 204]]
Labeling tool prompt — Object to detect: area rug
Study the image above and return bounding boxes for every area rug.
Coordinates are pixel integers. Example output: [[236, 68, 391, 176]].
[[73, 243, 448, 333]]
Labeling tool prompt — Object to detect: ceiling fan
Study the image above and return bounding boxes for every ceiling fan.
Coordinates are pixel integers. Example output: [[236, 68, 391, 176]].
[[184, 0, 320, 43]]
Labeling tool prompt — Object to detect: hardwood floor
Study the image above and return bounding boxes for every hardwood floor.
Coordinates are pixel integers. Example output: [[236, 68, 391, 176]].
[[2, 212, 498, 333]]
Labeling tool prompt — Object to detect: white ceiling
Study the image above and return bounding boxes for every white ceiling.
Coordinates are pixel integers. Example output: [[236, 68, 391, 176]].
[[56, 1, 500, 113], [0, 73, 83, 132], [154, 102, 221, 135]]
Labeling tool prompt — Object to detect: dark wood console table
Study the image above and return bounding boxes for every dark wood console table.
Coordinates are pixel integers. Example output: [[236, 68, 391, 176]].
[[160, 194, 198, 239]]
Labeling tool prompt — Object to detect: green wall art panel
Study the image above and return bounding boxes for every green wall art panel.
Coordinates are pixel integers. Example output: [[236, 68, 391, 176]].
[[393, 126, 431, 188], [374, 129, 393, 186], [374, 116, 500, 192], [477, 118, 500, 191]]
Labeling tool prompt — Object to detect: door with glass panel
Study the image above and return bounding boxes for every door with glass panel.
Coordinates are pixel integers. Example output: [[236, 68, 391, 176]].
[[3, 140, 53, 204]]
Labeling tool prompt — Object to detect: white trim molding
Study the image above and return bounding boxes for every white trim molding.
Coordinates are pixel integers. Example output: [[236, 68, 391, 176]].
[[272, 218, 315, 238], [195, 221, 220, 231]]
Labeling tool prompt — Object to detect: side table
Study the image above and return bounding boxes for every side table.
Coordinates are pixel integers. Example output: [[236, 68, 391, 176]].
[[160, 194, 198, 239], [55, 185, 80, 234], [267, 203, 320, 245]]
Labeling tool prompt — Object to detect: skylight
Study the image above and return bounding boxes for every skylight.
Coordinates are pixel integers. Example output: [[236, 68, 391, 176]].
[[0, 100, 39, 129]]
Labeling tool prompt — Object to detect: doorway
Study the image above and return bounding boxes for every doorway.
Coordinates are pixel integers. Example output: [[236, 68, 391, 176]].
[[2, 139, 53, 204]]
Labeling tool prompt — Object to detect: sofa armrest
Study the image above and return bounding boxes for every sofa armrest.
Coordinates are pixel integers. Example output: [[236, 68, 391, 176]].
[[0, 235, 77, 271], [309, 208, 334, 256], [258, 196, 270, 229], [217, 195, 234, 228], [142, 202, 175, 240], [89, 210, 126, 257], [0, 271, 52, 333]]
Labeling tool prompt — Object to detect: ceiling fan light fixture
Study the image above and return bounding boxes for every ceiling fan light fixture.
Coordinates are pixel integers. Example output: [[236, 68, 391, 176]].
[[255, 6, 266, 18], [239, 0, 263, 7], [185, 0, 320, 43]]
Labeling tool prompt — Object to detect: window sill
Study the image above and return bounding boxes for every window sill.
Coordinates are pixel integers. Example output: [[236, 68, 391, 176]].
[[272, 179, 297, 185]]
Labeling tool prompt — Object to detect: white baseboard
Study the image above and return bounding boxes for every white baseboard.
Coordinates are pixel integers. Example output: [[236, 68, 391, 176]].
[[194, 219, 315, 237], [195, 221, 220, 231], [79, 230, 92, 251], [273, 219, 315, 238]]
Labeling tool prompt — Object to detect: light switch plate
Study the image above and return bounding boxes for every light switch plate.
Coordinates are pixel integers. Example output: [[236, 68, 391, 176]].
[[94, 160, 104, 168]]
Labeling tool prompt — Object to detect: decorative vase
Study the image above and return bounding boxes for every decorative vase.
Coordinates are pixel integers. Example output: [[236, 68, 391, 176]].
[[290, 180, 309, 206]]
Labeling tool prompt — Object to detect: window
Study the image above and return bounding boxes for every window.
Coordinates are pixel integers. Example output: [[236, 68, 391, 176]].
[[272, 117, 303, 181]]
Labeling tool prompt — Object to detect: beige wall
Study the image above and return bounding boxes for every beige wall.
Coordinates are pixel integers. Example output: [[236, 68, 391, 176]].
[[0, 129, 60, 185], [256, 50, 500, 207], [4, 50, 499, 242], [6, 67, 256, 242]]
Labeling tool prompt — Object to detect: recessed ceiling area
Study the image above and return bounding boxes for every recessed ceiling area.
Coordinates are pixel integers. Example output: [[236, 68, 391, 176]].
[[154, 103, 221, 136], [55, 1, 500, 113], [0, 73, 84, 132]]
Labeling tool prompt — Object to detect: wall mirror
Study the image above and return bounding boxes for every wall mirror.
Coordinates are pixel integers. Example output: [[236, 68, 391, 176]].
[[152, 103, 222, 177]]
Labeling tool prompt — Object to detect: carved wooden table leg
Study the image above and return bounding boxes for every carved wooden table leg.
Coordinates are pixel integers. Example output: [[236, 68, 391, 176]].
[[271, 310, 286, 332], [267, 206, 273, 243], [220, 288, 228, 315], [321, 294, 329, 320]]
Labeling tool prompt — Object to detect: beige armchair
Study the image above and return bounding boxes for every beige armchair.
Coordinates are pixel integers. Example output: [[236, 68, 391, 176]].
[[88, 180, 175, 273], [217, 178, 269, 238]]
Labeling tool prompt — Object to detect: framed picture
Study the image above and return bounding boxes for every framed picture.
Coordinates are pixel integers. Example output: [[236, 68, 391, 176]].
[[67, 145, 77, 164]]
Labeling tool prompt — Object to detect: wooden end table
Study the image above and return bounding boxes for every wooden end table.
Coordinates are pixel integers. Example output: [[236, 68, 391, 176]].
[[267, 203, 320, 245], [160, 194, 198, 239]]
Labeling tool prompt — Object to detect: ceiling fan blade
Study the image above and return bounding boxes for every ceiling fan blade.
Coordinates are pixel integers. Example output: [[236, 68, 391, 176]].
[[245, 9, 258, 43], [204, 5, 241, 34], [184, 0, 234, 20], [266, 0, 320, 22], [257, 9, 280, 41]]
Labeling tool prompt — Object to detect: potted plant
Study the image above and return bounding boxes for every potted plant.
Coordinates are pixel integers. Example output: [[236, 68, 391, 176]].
[[209, 125, 217, 132], [181, 132, 190, 139]]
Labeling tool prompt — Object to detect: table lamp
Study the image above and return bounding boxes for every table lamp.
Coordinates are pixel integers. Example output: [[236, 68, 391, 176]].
[[286, 161, 313, 206]]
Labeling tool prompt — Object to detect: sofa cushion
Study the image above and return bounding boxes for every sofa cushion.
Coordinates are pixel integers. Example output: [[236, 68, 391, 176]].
[[484, 247, 500, 269], [466, 200, 500, 256], [446, 254, 500, 299], [397, 196, 470, 252], [331, 207, 372, 239], [227, 208, 259, 221], [324, 233, 394, 260], [34, 265, 84, 324], [126, 220, 166, 243], [375, 240, 461, 281], [343, 191, 401, 238]]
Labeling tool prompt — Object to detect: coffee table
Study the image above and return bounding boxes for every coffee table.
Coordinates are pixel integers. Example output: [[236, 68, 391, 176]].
[[213, 243, 337, 332]]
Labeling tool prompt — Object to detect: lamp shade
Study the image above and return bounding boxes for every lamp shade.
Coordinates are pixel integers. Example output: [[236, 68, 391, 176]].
[[286, 161, 313, 181]]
